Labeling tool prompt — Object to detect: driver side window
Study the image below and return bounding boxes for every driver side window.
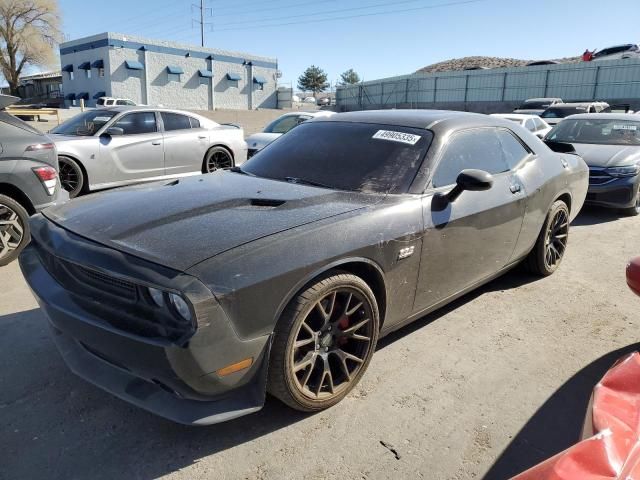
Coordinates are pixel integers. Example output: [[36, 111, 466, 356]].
[[112, 112, 158, 135], [431, 128, 509, 188]]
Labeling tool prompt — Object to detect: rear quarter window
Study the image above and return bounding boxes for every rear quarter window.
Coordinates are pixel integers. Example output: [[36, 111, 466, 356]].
[[0, 112, 42, 135]]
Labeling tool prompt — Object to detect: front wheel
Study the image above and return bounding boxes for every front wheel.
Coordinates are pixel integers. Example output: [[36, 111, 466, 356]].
[[203, 146, 233, 173], [268, 273, 380, 412], [525, 200, 570, 276], [0, 194, 30, 267]]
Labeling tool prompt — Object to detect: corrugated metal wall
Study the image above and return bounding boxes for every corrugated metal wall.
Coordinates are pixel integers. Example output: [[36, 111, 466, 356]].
[[336, 58, 640, 111]]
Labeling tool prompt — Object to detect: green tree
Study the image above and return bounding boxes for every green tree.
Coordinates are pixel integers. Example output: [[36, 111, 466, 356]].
[[297, 65, 328, 97], [340, 68, 360, 85], [0, 0, 62, 96]]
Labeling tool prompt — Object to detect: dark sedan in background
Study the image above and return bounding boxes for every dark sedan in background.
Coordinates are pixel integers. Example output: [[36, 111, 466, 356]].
[[545, 113, 640, 215], [20, 110, 588, 425], [0, 95, 67, 266]]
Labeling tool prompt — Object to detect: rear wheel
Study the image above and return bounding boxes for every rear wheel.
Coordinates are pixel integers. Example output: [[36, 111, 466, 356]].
[[58, 156, 85, 198], [203, 146, 233, 173], [0, 194, 30, 267], [268, 272, 380, 412], [621, 188, 640, 217], [525, 200, 570, 276]]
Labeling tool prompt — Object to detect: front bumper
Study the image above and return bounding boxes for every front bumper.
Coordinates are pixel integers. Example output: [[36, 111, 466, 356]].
[[585, 173, 639, 209], [19, 216, 271, 425]]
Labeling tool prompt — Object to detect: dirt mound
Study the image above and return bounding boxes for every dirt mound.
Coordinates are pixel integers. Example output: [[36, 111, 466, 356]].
[[416, 55, 581, 74]]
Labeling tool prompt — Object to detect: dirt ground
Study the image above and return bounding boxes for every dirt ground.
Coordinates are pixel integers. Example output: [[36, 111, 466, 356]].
[[0, 203, 638, 480]]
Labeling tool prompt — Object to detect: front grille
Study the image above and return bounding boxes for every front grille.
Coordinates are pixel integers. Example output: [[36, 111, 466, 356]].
[[589, 168, 614, 186]]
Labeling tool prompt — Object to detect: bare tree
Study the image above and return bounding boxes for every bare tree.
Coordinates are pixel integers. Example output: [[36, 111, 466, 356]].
[[0, 0, 62, 95]]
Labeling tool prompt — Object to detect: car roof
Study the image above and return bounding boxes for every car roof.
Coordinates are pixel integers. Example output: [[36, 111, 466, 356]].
[[98, 106, 197, 114], [314, 109, 508, 131], [559, 113, 640, 121], [547, 102, 608, 108], [523, 97, 561, 102]]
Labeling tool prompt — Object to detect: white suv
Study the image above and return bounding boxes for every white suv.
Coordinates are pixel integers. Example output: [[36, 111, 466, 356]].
[[96, 97, 137, 108], [592, 44, 640, 61]]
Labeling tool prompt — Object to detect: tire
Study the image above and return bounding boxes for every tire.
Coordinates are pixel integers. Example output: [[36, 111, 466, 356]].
[[268, 272, 380, 412], [621, 188, 640, 217], [525, 200, 570, 276], [203, 146, 234, 173], [0, 194, 31, 267], [58, 156, 85, 198]]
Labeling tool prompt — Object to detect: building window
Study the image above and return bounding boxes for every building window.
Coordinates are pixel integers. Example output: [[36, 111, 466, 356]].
[[199, 77, 209, 86], [86, 69, 91, 79], [98, 68, 105, 77], [256, 83, 264, 91], [69, 71, 74, 80], [229, 79, 239, 88], [168, 73, 181, 82]]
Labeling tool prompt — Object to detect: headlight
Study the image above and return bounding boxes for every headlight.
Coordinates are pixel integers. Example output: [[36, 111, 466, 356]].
[[148, 287, 164, 307], [169, 293, 192, 322], [605, 165, 640, 177]]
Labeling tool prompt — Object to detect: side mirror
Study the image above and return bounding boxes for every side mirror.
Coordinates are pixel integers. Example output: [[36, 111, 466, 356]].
[[447, 169, 493, 202], [103, 126, 124, 136]]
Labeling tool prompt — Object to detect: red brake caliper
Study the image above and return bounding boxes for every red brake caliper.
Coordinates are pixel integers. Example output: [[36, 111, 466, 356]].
[[337, 314, 350, 345]]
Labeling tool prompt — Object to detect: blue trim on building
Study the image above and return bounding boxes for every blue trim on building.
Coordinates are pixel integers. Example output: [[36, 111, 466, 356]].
[[76, 92, 89, 100], [78, 61, 91, 70], [166, 66, 184, 74], [93, 91, 106, 99], [62, 64, 73, 72], [92, 59, 104, 68], [198, 69, 213, 78], [125, 60, 144, 70], [226, 72, 242, 81], [253, 75, 267, 84], [60, 37, 277, 69], [65, 93, 76, 100]]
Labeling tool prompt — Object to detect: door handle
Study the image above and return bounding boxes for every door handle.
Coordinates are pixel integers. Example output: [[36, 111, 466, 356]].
[[198, 135, 207, 139], [151, 141, 161, 146], [510, 184, 522, 194]]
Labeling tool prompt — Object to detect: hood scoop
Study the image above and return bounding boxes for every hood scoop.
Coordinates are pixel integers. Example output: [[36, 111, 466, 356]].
[[247, 198, 286, 208]]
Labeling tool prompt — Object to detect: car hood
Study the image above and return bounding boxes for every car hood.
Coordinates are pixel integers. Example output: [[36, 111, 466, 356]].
[[42, 171, 373, 271], [245, 132, 281, 150], [514, 109, 545, 115], [571, 143, 640, 167]]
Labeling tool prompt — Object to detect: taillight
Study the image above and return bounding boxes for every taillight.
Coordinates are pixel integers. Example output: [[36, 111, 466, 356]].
[[32, 166, 58, 196], [25, 143, 55, 152]]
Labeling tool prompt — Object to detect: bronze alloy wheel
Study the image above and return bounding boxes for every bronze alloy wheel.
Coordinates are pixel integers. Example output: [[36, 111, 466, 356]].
[[268, 273, 380, 411], [290, 288, 374, 399]]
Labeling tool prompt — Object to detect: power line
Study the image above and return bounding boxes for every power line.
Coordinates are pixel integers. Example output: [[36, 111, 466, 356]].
[[213, 0, 340, 18], [212, 0, 490, 32], [192, 0, 213, 47], [218, 0, 467, 27]]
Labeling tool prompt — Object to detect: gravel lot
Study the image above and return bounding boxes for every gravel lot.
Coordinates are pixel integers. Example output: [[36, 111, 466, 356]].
[[0, 203, 638, 480]]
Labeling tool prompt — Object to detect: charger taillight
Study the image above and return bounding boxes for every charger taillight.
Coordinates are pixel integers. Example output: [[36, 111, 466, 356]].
[[32, 166, 58, 196]]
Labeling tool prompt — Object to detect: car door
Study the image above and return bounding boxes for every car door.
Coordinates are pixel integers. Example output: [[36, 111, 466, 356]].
[[97, 111, 164, 188], [160, 112, 209, 176], [413, 127, 528, 312]]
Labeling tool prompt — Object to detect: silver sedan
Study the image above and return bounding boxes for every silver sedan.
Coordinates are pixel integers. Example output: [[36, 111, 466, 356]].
[[50, 107, 247, 197]]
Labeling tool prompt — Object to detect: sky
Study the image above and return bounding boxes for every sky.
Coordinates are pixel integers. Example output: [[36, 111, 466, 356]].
[[39, 0, 640, 89]]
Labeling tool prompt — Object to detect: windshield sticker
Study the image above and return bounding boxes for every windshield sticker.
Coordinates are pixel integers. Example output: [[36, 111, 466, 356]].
[[613, 124, 638, 131], [372, 130, 422, 145], [93, 116, 112, 122]]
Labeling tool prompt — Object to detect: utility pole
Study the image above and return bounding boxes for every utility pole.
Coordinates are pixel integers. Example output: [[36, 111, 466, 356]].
[[192, 0, 212, 47]]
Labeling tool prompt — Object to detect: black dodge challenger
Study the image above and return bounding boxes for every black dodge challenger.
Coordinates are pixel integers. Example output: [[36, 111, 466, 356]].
[[20, 110, 588, 425]]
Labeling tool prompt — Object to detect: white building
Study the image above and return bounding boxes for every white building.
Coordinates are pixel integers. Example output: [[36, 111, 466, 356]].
[[59, 32, 278, 110]]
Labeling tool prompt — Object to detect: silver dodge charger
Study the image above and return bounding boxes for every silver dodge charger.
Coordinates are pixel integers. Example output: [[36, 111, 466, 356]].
[[50, 107, 247, 197]]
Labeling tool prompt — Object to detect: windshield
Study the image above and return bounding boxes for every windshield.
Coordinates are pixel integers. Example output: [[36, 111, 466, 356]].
[[242, 121, 433, 194], [518, 101, 551, 110], [541, 107, 587, 119], [547, 119, 640, 146], [51, 110, 118, 136]]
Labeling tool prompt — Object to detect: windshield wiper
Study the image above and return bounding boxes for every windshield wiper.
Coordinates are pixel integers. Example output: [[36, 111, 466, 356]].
[[284, 177, 334, 189], [229, 166, 256, 176]]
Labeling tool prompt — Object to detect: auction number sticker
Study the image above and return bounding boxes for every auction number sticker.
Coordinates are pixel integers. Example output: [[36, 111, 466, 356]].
[[613, 124, 638, 131], [372, 130, 422, 145], [93, 116, 112, 122]]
